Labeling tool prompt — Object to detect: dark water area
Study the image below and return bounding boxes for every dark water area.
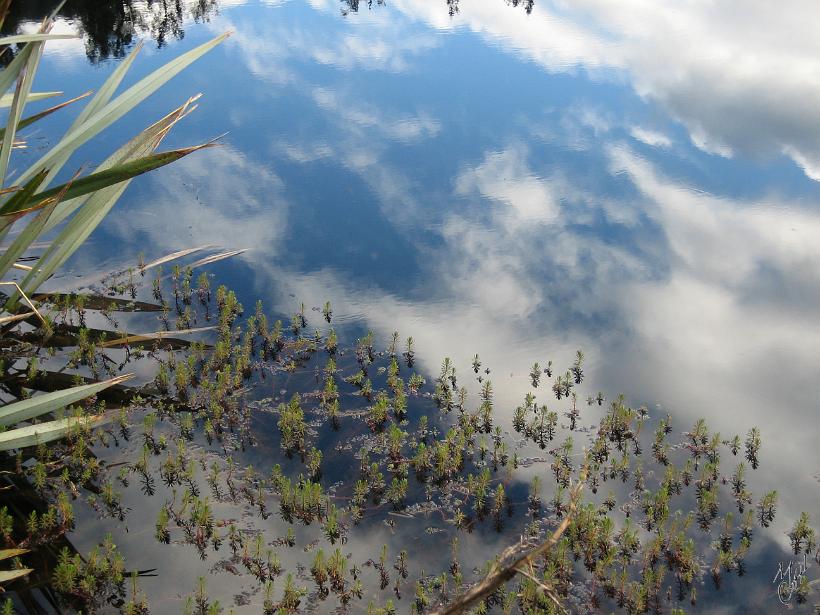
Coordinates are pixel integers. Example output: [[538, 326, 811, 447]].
[[4, 0, 820, 613]]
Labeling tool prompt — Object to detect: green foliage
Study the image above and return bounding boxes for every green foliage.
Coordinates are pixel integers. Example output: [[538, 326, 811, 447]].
[[277, 394, 306, 453]]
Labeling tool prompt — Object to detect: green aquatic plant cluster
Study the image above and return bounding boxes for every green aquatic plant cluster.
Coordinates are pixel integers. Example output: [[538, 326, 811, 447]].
[[0, 235, 818, 615], [4, 256, 808, 614]]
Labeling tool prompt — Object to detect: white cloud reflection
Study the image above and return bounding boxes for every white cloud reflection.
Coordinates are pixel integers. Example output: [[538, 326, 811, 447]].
[[107, 145, 287, 258], [255, 139, 820, 527], [385, 0, 820, 180]]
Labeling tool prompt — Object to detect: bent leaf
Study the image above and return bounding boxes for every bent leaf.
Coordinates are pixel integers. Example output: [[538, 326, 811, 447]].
[[32, 293, 161, 312], [0, 90, 61, 108], [0, 33, 77, 45], [15, 32, 230, 189], [0, 374, 133, 427], [8, 145, 215, 215], [40, 94, 200, 235], [0, 568, 33, 584], [0, 413, 109, 451], [0, 91, 92, 142], [99, 326, 215, 348], [0, 549, 29, 562]]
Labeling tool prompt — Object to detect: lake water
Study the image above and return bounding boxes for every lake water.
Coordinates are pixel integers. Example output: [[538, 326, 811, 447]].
[[4, 0, 820, 612]]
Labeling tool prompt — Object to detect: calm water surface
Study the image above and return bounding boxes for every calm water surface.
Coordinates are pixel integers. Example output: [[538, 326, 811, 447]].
[[6, 0, 820, 612]]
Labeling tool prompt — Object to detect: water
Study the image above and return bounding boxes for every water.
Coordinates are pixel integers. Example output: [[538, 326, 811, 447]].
[[3, 0, 820, 612]]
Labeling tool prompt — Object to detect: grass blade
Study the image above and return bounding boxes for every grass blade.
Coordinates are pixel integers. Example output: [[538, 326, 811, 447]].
[[0, 42, 41, 185], [0, 90, 61, 108], [0, 311, 33, 325], [0, 91, 92, 142], [0, 414, 108, 451], [187, 249, 248, 269], [141, 245, 216, 272], [0, 42, 32, 98], [6, 144, 214, 215], [41, 95, 200, 234], [0, 374, 133, 427], [16, 32, 229, 189], [0, 170, 71, 283], [10, 145, 212, 303], [0, 168, 48, 241], [0, 568, 33, 584], [98, 326, 215, 348], [32, 293, 161, 312], [0, 33, 77, 45], [34, 42, 145, 190], [0, 549, 29, 562]]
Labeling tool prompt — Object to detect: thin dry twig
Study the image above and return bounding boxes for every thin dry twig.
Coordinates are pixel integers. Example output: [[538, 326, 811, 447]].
[[427, 466, 587, 615], [0, 280, 45, 325]]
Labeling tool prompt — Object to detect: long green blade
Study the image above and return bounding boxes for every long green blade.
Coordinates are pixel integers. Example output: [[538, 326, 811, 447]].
[[0, 90, 61, 108], [41, 96, 199, 234], [0, 91, 91, 142], [0, 549, 29, 562], [0, 568, 33, 584], [1, 146, 209, 218], [0, 414, 108, 451], [0, 170, 49, 276], [0, 33, 77, 45], [16, 32, 229, 189], [0, 374, 133, 428], [32, 43, 145, 190], [70, 42, 143, 131], [0, 168, 48, 217], [3, 102, 201, 307], [0, 41, 32, 98], [0, 42, 41, 185], [13, 146, 211, 301]]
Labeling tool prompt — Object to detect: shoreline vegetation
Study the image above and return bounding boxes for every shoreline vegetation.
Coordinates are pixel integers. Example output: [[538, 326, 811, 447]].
[[0, 3, 818, 614]]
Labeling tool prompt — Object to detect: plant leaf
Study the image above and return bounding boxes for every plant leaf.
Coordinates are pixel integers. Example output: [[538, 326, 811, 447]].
[[4, 145, 214, 216], [98, 326, 215, 348], [0, 568, 33, 583], [0, 168, 48, 243], [0, 90, 61, 108], [10, 144, 212, 304], [0, 42, 41, 185], [0, 549, 29, 562], [0, 41, 32, 99], [0, 374, 133, 427], [0, 311, 34, 325], [0, 33, 77, 45], [0, 413, 109, 451], [40, 95, 200, 235], [187, 249, 248, 269], [34, 42, 145, 190], [0, 91, 92, 142], [32, 293, 161, 312], [0, 170, 71, 284], [15, 32, 229, 189], [141, 245, 216, 272]]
